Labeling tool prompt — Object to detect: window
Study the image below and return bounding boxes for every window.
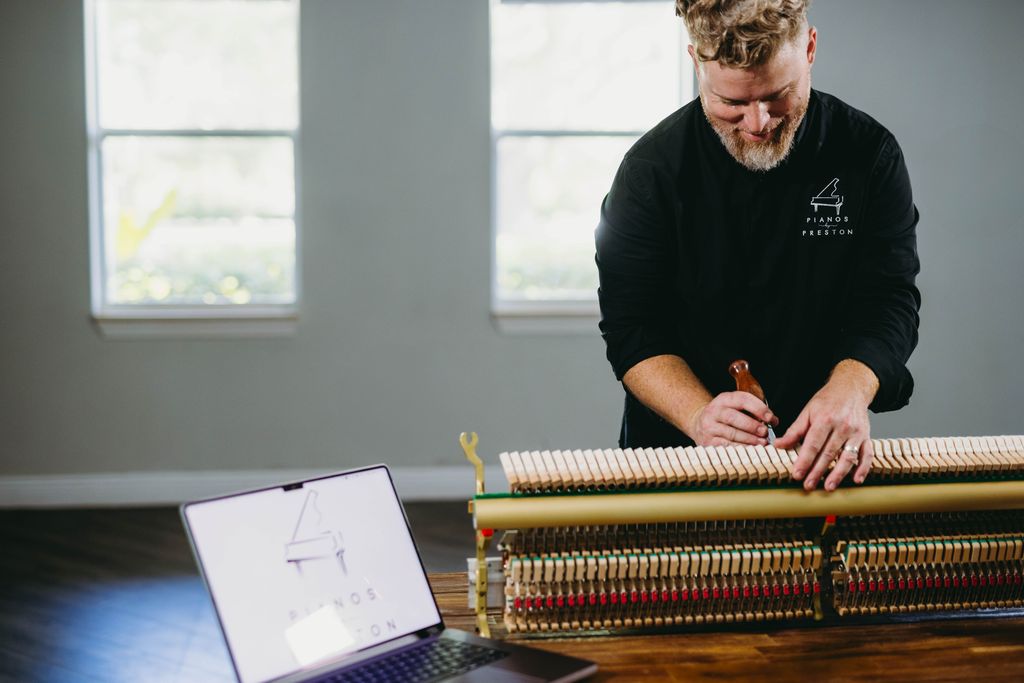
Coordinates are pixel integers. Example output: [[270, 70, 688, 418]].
[[85, 0, 299, 333], [491, 0, 691, 321]]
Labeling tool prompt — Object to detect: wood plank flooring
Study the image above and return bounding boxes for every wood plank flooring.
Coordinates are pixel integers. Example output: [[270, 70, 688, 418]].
[[0, 503, 473, 683], [6, 505, 1024, 682]]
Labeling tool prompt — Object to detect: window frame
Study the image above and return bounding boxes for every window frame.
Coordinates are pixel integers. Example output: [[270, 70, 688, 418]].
[[83, 0, 301, 338], [488, 0, 690, 332]]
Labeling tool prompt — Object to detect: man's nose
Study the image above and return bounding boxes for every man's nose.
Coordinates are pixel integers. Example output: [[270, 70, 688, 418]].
[[743, 102, 770, 133]]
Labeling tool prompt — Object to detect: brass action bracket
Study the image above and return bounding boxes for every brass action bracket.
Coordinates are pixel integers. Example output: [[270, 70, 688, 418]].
[[460, 431, 493, 638]]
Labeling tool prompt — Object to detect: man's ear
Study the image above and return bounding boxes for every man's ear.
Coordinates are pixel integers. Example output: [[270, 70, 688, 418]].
[[806, 26, 817, 67]]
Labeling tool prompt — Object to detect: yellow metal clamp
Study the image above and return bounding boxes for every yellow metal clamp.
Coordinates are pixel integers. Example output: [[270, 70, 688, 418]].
[[460, 431, 485, 496], [460, 432, 492, 638]]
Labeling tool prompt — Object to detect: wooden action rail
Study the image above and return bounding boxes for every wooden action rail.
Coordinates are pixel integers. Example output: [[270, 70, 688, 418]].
[[471, 480, 1024, 530], [461, 362, 1024, 635], [463, 431, 1024, 635]]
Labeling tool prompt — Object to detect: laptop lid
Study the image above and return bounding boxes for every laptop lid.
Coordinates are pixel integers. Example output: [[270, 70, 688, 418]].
[[182, 465, 444, 683]]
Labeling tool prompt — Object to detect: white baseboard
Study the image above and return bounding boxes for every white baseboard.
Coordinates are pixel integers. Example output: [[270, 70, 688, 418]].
[[0, 466, 508, 509]]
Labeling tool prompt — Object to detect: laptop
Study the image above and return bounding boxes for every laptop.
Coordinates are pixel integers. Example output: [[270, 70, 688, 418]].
[[181, 464, 597, 683]]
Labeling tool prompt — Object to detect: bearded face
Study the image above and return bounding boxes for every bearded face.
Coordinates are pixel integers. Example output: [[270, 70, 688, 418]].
[[691, 31, 815, 172], [700, 86, 809, 171]]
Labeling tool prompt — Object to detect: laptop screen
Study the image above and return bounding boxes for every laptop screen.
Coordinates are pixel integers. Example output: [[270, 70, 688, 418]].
[[184, 466, 443, 683]]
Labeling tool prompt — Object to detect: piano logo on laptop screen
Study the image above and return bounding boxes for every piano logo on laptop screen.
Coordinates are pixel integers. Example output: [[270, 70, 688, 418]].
[[284, 490, 349, 576]]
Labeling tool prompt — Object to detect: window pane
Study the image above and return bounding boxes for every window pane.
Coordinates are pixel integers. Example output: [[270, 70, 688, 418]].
[[496, 135, 635, 301], [492, 1, 684, 131], [101, 136, 295, 305], [96, 0, 298, 130]]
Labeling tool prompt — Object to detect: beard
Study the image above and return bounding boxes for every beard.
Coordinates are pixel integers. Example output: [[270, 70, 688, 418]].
[[700, 90, 809, 172]]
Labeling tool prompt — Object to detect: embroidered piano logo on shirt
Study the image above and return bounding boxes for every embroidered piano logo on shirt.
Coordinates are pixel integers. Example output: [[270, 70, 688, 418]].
[[810, 177, 843, 215], [803, 177, 852, 236]]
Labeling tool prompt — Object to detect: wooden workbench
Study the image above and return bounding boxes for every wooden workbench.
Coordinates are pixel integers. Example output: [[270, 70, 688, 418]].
[[428, 572, 1024, 681]]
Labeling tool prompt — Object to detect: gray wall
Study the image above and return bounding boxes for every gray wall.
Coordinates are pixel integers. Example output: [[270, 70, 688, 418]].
[[1, 0, 1021, 479]]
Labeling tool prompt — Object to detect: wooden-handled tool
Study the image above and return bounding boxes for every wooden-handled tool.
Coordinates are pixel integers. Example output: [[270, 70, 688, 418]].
[[728, 359, 776, 444]]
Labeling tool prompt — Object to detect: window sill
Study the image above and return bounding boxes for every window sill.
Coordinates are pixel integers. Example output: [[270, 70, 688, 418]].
[[491, 300, 600, 335], [92, 305, 298, 339]]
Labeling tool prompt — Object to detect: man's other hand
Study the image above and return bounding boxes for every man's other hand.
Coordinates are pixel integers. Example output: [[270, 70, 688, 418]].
[[688, 392, 778, 447], [774, 359, 879, 491]]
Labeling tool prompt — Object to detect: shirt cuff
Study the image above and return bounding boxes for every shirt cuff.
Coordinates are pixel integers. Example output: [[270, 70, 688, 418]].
[[834, 336, 914, 413], [601, 327, 680, 381]]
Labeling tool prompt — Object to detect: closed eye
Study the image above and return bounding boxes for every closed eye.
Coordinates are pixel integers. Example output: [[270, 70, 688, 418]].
[[714, 83, 795, 107]]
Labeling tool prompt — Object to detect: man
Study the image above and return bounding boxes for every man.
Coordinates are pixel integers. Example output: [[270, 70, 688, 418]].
[[595, 0, 920, 492]]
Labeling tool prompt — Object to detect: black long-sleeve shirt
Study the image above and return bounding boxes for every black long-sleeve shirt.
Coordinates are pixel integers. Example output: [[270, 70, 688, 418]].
[[596, 90, 921, 448]]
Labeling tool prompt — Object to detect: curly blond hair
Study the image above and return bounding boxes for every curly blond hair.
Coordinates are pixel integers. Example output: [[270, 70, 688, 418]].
[[676, 0, 810, 68]]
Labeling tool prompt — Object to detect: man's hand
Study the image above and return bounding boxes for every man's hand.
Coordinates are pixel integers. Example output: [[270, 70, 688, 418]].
[[774, 360, 879, 491], [688, 392, 778, 447]]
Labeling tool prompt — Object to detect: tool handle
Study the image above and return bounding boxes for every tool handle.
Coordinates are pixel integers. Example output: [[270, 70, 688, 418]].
[[728, 359, 767, 403]]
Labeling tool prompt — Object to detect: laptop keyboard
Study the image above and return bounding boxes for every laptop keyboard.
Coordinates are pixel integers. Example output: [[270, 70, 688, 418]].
[[323, 638, 509, 682]]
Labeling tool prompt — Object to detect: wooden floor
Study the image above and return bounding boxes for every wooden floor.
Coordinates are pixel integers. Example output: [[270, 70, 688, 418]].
[[0, 503, 473, 683], [4, 506, 1024, 682]]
